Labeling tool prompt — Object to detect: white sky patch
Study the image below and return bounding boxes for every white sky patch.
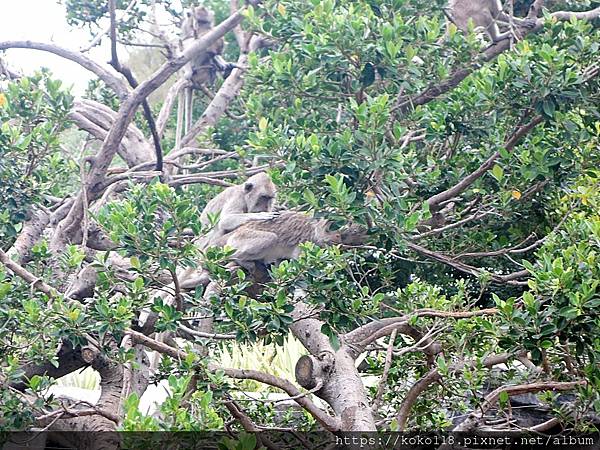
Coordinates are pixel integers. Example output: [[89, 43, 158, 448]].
[[0, 0, 111, 95]]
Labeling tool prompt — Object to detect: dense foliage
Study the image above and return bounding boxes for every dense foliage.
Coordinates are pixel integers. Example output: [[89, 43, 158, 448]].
[[0, 0, 599, 441]]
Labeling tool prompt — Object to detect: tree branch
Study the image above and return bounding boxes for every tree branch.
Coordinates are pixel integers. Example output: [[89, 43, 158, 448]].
[[450, 381, 586, 434], [108, 0, 163, 173], [551, 7, 600, 21], [0, 41, 128, 98], [397, 352, 514, 431], [406, 242, 529, 285], [426, 116, 544, 208], [0, 249, 56, 297], [345, 308, 497, 352]]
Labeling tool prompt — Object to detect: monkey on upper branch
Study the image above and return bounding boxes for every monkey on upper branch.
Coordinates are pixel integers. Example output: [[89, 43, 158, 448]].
[[176, 5, 237, 148], [181, 5, 235, 88], [446, 0, 536, 43]]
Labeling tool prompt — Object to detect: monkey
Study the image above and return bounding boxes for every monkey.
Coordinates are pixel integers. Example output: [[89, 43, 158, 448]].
[[214, 211, 367, 268], [445, 0, 536, 43], [143, 172, 277, 371], [200, 172, 278, 240], [165, 172, 278, 290], [176, 6, 236, 148], [181, 6, 233, 89]]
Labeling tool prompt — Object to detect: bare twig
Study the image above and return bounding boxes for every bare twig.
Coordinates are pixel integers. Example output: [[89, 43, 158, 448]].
[[372, 329, 397, 411], [0, 249, 56, 298], [108, 0, 163, 173]]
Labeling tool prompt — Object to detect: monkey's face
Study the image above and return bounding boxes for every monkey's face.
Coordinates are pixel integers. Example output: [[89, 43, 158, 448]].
[[193, 6, 214, 26], [244, 172, 277, 213], [340, 224, 368, 246]]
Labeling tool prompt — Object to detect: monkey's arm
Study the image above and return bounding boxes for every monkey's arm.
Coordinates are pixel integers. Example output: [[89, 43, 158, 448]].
[[213, 54, 243, 74], [218, 212, 278, 234]]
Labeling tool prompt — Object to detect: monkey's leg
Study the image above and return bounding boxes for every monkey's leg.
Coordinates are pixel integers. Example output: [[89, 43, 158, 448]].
[[184, 87, 193, 135], [227, 229, 279, 262], [175, 90, 185, 150], [213, 55, 243, 78]]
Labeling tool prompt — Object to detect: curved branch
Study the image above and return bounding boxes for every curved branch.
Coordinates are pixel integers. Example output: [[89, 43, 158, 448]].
[[0, 41, 128, 98], [217, 366, 341, 432], [450, 381, 586, 434], [396, 352, 513, 431], [344, 308, 498, 351], [551, 7, 600, 21]]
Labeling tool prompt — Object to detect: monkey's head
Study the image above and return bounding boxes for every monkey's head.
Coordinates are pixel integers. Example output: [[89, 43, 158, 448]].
[[317, 220, 368, 246], [243, 172, 277, 213], [190, 6, 214, 26], [340, 223, 368, 246]]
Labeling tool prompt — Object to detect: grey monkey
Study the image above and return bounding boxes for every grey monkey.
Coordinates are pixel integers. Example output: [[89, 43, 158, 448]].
[[215, 211, 367, 268], [200, 172, 277, 239], [446, 0, 535, 42], [176, 5, 236, 147], [175, 172, 278, 289], [181, 6, 232, 88]]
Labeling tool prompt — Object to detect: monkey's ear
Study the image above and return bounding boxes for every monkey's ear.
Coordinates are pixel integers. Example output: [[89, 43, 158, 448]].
[[244, 182, 254, 192]]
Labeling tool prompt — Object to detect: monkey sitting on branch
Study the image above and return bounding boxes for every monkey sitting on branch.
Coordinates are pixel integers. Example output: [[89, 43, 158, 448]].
[[176, 5, 238, 149], [445, 0, 536, 43], [176, 172, 279, 290]]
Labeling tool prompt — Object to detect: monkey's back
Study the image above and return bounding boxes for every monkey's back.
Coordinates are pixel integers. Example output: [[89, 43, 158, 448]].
[[235, 211, 320, 246]]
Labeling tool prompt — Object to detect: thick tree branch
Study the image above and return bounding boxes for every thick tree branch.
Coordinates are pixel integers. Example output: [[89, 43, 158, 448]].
[[6, 208, 50, 264], [551, 7, 600, 21]]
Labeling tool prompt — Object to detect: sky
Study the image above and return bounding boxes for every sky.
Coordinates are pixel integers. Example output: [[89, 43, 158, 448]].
[[0, 0, 108, 94]]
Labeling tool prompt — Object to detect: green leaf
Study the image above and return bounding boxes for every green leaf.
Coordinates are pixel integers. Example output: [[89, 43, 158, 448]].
[[130, 256, 140, 270], [258, 117, 268, 131], [491, 164, 504, 181], [558, 306, 579, 319]]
